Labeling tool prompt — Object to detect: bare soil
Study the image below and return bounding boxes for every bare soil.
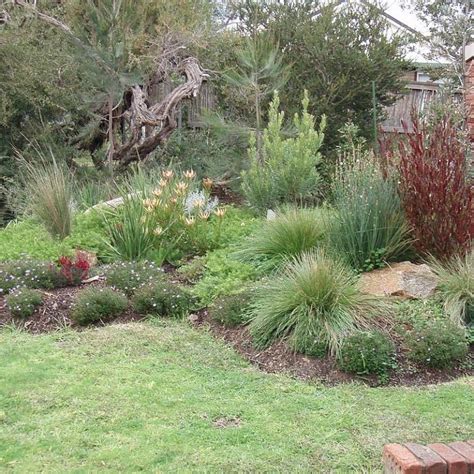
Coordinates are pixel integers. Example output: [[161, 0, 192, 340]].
[[1, 285, 472, 387]]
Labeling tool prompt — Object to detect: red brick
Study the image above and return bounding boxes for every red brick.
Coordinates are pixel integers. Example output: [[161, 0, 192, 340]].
[[449, 442, 474, 469], [404, 443, 447, 474], [428, 443, 468, 474], [383, 443, 424, 474]]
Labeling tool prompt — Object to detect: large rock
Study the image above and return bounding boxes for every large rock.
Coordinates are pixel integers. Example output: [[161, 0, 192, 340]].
[[359, 262, 438, 299]]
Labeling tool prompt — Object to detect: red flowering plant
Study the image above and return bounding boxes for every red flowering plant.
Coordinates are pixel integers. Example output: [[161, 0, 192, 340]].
[[58, 251, 91, 286]]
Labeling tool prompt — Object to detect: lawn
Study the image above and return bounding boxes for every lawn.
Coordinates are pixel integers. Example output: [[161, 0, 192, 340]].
[[1, 321, 473, 472]]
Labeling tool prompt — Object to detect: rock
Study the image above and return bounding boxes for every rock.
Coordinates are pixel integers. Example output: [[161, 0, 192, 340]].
[[359, 261, 438, 299], [266, 209, 277, 220], [187, 313, 200, 324]]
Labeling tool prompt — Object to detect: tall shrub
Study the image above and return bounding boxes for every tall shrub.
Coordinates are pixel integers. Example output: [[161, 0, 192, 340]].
[[396, 115, 472, 259], [241, 91, 326, 211], [24, 156, 73, 239], [329, 150, 412, 272]]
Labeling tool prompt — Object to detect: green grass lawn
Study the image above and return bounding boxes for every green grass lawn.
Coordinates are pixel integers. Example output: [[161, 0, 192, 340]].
[[1, 321, 473, 473]]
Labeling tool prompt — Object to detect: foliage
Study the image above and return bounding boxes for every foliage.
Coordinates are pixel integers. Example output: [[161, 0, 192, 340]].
[[104, 261, 165, 297], [5, 288, 43, 319], [242, 91, 325, 212], [234, 207, 332, 273], [393, 115, 472, 259], [230, 1, 408, 150], [430, 251, 474, 326], [132, 281, 193, 317], [58, 251, 91, 286], [191, 248, 258, 306], [328, 149, 412, 272], [0, 212, 109, 263], [71, 287, 128, 325], [405, 319, 468, 369], [402, 0, 472, 88], [338, 331, 396, 376], [0, 259, 64, 295], [224, 34, 290, 143], [103, 169, 227, 262], [23, 155, 74, 239], [208, 288, 255, 327], [288, 332, 328, 358], [248, 250, 387, 355]]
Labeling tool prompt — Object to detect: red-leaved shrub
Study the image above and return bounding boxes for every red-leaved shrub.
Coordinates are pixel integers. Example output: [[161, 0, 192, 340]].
[[396, 114, 472, 259], [58, 251, 90, 285]]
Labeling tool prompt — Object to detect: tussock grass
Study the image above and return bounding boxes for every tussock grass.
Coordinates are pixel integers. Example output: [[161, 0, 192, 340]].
[[249, 249, 388, 355]]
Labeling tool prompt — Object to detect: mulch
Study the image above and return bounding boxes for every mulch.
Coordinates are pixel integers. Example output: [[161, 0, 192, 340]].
[[1, 284, 472, 387]]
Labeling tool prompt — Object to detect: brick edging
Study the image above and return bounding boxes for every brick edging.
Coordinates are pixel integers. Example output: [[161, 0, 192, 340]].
[[383, 441, 474, 473]]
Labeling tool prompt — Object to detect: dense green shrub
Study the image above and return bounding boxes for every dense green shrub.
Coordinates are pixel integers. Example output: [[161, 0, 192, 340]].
[[241, 91, 326, 212], [338, 331, 395, 375], [288, 333, 327, 358], [249, 250, 387, 355], [430, 251, 474, 325], [132, 281, 192, 317], [71, 287, 128, 325], [406, 319, 468, 369], [0, 260, 63, 294], [191, 248, 257, 306], [208, 288, 255, 327], [234, 207, 331, 272], [6, 288, 43, 318], [24, 156, 74, 239], [105, 261, 165, 296], [328, 150, 412, 272]]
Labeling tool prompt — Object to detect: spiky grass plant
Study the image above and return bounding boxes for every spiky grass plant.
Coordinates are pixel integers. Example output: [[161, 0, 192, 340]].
[[430, 250, 474, 325], [234, 207, 332, 273], [329, 150, 412, 272], [249, 250, 387, 355], [24, 156, 73, 239]]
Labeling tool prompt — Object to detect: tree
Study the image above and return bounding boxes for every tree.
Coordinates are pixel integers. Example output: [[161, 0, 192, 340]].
[[229, 0, 409, 149], [224, 34, 290, 153], [402, 0, 473, 89], [5, 0, 213, 172]]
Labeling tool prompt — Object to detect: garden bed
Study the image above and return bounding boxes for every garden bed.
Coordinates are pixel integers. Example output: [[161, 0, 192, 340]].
[[1, 283, 471, 387]]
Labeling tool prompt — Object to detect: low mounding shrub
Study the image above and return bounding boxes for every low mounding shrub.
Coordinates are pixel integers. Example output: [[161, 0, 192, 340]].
[[132, 281, 192, 317], [71, 287, 128, 325], [105, 261, 165, 296], [329, 150, 412, 272], [249, 250, 387, 355], [430, 250, 474, 325], [234, 207, 331, 273], [208, 289, 255, 327], [6, 288, 43, 318], [338, 331, 395, 375], [405, 319, 468, 369], [395, 114, 472, 259], [0, 260, 63, 294], [241, 91, 326, 212]]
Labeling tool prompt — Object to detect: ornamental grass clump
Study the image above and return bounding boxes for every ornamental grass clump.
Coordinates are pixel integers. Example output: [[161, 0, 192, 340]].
[[6, 288, 43, 319], [234, 207, 332, 273], [24, 156, 74, 239], [329, 150, 412, 272], [430, 250, 474, 325], [249, 250, 387, 355]]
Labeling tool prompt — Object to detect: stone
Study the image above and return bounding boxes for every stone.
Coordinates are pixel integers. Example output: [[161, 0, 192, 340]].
[[359, 261, 438, 299], [187, 313, 200, 324]]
